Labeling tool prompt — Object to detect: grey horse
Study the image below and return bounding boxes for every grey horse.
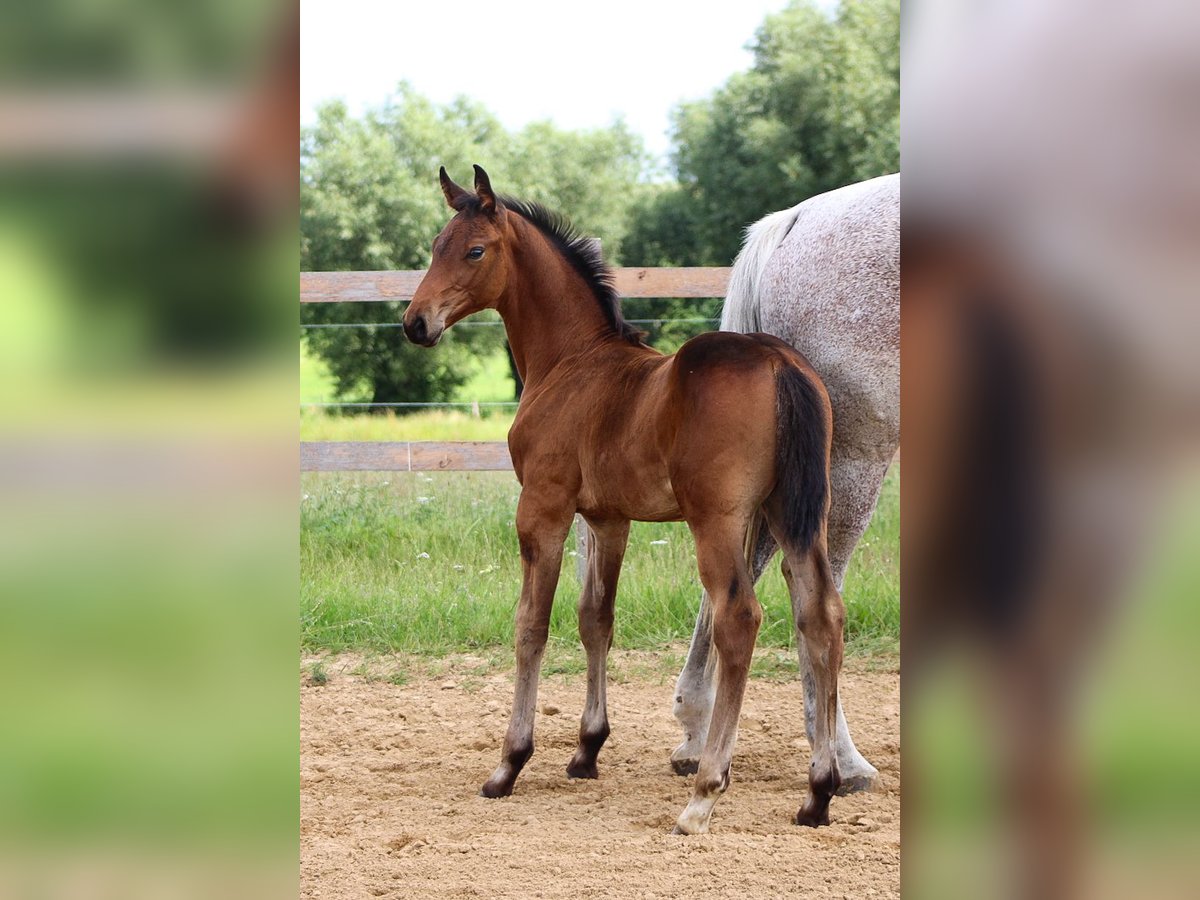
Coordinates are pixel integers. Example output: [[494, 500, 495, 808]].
[[670, 173, 900, 793]]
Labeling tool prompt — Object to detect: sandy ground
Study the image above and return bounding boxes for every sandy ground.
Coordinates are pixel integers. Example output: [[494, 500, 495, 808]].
[[301, 653, 899, 899]]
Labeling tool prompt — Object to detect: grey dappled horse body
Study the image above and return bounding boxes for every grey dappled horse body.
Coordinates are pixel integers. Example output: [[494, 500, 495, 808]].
[[671, 174, 900, 792]]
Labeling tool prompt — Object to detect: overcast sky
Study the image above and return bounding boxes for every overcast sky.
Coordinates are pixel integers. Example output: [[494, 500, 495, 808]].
[[300, 0, 804, 166]]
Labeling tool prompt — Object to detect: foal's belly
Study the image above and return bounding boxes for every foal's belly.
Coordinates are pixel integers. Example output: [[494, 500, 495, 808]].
[[576, 470, 682, 523]]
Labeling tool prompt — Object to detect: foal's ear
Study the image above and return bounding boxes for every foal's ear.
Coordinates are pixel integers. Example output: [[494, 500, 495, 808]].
[[473, 164, 497, 214], [439, 166, 469, 209]]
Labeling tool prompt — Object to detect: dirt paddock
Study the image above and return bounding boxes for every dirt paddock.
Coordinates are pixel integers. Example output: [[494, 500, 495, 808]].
[[301, 652, 899, 898]]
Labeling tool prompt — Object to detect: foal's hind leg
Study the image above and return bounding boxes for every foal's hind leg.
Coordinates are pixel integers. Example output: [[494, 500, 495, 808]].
[[566, 518, 629, 780], [671, 520, 777, 775], [673, 518, 761, 835], [815, 449, 895, 791], [480, 491, 574, 798], [672, 461, 882, 792], [781, 544, 846, 826]]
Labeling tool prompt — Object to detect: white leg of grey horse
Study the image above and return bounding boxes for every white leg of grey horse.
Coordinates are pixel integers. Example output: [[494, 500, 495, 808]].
[[672, 452, 891, 792], [670, 592, 717, 774]]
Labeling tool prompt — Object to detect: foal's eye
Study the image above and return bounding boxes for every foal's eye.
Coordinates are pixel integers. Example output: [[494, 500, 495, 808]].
[[467, 246, 485, 260]]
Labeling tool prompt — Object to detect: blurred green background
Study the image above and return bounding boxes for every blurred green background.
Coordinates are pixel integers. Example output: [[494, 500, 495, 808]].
[[0, 1, 298, 897]]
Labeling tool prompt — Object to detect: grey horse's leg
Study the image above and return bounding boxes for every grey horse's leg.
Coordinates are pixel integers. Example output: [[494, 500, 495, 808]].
[[672, 453, 895, 791]]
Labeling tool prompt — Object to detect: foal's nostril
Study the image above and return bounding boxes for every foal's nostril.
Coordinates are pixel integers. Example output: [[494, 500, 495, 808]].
[[406, 314, 428, 345]]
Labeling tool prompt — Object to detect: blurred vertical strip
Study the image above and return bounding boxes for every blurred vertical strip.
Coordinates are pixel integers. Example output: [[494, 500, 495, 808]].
[[0, 2, 298, 898], [903, 1, 1200, 897]]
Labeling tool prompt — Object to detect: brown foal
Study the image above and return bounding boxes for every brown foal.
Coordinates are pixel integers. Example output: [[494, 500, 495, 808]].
[[403, 165, 846, 833]]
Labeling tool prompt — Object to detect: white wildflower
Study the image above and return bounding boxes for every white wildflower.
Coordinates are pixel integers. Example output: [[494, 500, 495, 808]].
[[417, 552, 430, 560]]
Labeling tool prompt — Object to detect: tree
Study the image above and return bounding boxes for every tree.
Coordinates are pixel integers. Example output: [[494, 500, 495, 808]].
[[300, 85, 651, 406], [622, 0, 899, 267], [301, 90, 499, 406]]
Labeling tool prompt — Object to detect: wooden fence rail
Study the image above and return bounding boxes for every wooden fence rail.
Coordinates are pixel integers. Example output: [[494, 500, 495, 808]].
[[301, 266, 730, 473], [301, 441, 511, 472], [301, 267, 730, 304]]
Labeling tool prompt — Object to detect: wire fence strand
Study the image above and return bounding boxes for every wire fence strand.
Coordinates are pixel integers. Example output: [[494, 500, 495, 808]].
[[301, 310, 724, 410], [301, 401, 521, 409]]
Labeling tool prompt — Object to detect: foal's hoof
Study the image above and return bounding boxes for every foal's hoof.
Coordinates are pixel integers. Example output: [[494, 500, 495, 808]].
[[565, 759, 599, 780], [794, 805, 831, 827], [794, 809, 830, 828], [670, 757, 699, 776], [479, 779, 514, 799]]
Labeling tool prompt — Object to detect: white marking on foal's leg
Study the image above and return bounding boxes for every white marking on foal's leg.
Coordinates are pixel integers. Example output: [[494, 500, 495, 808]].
[[673, 537, 760, 835], [673, 767, 727, 835]]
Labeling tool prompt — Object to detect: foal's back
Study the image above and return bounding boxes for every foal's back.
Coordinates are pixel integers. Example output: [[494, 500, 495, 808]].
[[511, 330, 823, 526]]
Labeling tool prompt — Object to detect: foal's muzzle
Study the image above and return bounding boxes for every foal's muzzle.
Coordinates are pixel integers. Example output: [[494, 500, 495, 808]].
[[403, 313, 442, 347]]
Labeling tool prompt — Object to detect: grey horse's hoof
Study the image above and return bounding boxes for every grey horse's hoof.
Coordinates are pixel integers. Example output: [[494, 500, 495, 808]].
[[835, 770, 879, 796]]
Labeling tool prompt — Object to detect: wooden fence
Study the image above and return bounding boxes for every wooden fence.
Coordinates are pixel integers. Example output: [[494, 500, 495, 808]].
[[300, 267, 730, 473]]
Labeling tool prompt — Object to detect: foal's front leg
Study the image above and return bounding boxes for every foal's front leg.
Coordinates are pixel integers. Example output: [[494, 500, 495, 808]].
[[566, 518, 630, 779], [480, 493, 574, 798]]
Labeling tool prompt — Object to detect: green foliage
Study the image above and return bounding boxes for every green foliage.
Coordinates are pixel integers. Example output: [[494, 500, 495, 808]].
[[622, 0, 900, 266], [300, 86, 650, 406], [299, 0, 901, 401], [620, 184, 705, 268], [1, 0, 278, 82]]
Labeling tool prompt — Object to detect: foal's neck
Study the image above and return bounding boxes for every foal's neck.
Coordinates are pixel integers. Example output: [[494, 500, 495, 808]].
[[497, 216, 623, 389]]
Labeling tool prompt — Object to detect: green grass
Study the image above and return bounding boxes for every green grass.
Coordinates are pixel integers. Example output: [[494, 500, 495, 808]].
[[301, 338, 516, 407], [300, 408, 515, 441], [301, 466, 899, 659], [300, 338, 517, 440], [300, 343, 337, 403], [455, 346, 516, 403], [306, 661, 328, 686]]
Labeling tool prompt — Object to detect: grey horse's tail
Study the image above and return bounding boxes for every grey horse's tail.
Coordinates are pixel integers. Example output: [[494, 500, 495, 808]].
[[720, 205, 803, 334]]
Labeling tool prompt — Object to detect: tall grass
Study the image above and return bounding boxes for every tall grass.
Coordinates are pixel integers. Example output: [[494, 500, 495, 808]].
[[301, 466, 898, 658], [300, 408, 515, 442]]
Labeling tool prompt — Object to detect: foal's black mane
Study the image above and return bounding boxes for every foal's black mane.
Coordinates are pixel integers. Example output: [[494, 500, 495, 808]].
[[455, 194, 645, 345]]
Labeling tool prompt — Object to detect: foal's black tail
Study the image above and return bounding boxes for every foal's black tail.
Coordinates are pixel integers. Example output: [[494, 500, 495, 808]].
[[772, 365, 831, 553]]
